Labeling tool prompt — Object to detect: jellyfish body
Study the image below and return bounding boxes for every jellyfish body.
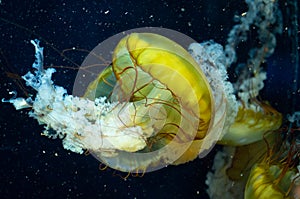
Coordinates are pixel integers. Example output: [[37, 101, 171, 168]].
[[244, 134, 300, 199], [219, 102, 283, 146], [245, 163, 296, 199], [5, 34, 231, 172], [84, 33, 225, 171]]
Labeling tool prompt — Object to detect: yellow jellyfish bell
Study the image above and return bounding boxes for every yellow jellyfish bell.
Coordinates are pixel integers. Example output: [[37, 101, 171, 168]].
[[219, 102, 283, 146], [245, 163, 296, 199], [84, 33, 217, 171], [243, 136, 300, 199], [112, 33, 212, 139]]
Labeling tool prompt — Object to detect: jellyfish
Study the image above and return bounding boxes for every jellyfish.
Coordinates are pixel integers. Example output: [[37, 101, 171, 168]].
[[3, 32, 233, 173], [245, 149, 298, 199]]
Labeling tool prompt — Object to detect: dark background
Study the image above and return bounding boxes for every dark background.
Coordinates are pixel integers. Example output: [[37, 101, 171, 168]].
[[0, 0, 298, 198]]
